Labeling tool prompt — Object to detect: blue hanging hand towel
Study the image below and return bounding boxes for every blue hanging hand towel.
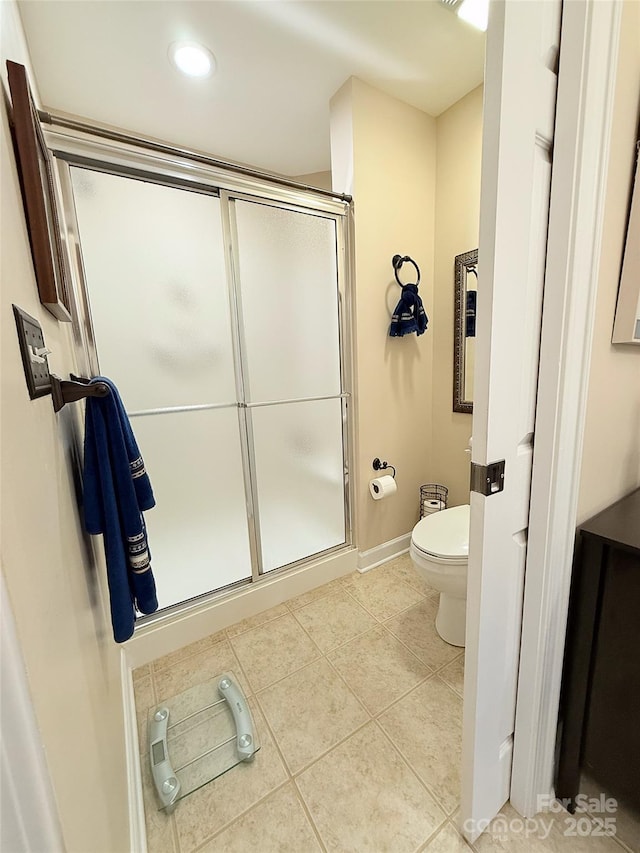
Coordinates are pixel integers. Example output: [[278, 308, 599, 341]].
[[466, 289, 477, 337], [389, 284, 428, 337], [83, 376, 158, 643]]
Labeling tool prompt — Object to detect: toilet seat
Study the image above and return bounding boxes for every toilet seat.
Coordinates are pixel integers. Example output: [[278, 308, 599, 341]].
[[411, 505, 470, 565]]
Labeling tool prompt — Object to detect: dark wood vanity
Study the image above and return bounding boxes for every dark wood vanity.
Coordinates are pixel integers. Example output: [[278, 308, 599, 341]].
[[556, 488, 640, 813]]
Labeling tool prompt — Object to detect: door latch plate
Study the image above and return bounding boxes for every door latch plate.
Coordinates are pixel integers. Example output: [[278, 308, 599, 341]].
[[470, 460, 506, 496]]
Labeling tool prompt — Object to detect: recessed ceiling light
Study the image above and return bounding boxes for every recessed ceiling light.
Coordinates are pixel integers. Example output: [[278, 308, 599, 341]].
[[456, 0, 489, 32], [168, 41, 216, 78]]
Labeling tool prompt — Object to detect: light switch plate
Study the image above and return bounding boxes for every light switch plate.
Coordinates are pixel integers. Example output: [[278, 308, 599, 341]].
[[13, 305, 52, 399]]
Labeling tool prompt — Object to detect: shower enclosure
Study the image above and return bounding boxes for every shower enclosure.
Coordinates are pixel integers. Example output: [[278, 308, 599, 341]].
[[50, 126, 352, 615]]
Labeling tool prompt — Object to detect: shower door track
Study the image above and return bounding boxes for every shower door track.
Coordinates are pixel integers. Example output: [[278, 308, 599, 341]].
[[41, 109, 352, 205], [49, 124, 356, 619]]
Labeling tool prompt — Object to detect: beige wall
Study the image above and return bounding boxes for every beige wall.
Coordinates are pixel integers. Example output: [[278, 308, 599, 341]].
[[577, 0, 640, 522], [0, 3, 129, 850], [331, 78, 436, 553], [293, 170, 332, 191], [432, 85, 483, 507]]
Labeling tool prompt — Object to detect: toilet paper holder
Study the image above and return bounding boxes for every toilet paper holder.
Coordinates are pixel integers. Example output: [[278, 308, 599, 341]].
[[372, 457, 396, 479]]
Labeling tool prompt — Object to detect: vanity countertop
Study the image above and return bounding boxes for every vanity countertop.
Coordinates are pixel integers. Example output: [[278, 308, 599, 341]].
[[579, 487, 640, 554]]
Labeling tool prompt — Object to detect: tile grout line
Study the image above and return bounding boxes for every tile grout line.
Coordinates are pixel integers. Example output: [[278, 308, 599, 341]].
[[416, 817, 472, 853], [150, 632, 229, 677], [290, 610, 379, 657], [228, 620, 324, 694], [253, 651, 373, 730], [375, 685, 463, 820], [372, 670, 438, 722], [373, 718, 452, 832], [382, 610, 463, 665], [289, 777, 329, 853], [429, 671, 466, 705], [285, 594, 353, 658], [169, 808, 181, 853], [290, 608, 439, 720], [374, 716, 459, 820], [250, 687, 295, 782], [376, 618, 443, 670], [289, 718, 373, 782], [224, 603, 290, 639], [321, 653, 374, 721], [341, 578, 431, 625], [188, 779, 292, 853], [329, 619, 434, 683], [414, 821, 449, 853], [285, 577, 346, 612]]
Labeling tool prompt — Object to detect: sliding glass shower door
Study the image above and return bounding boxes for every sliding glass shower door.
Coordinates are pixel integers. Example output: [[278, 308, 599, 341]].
[[231, 198, 346, 572], [68, 167, 348, 612]]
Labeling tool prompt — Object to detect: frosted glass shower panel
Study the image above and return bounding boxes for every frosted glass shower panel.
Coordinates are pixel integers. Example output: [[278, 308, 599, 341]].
[[234, 201, 341, 402], [131, 408, 251, 609], [251, 398, 345, 572], [70, 168, 236, 411]]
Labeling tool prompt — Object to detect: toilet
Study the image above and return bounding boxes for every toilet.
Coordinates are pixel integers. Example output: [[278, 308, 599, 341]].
[[409, 504, 470, 647]]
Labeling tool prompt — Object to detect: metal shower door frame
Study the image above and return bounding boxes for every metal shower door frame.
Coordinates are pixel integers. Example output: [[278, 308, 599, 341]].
[[48, 126, 354, 613]]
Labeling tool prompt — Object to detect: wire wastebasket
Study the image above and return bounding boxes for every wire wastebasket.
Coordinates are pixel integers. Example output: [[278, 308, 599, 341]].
[[419, 484, 448, 518]]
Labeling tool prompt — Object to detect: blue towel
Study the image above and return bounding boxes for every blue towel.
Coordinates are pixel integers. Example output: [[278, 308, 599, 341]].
[[466, 290, 477, 337], [83, 377, 158, 642], [389, 284, 428, 337]]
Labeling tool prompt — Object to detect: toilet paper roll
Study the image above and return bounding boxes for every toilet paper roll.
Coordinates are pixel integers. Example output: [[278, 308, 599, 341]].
[[422, 499, 445, 515], [369, 475, 397, 500]]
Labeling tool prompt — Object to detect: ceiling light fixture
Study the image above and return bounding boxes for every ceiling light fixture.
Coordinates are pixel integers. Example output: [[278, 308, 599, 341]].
[[168, 41, 216, 78], [456, 0, 489, 32]]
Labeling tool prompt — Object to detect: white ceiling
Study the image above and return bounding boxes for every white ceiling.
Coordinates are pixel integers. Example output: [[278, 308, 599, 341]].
[[18, 1, 484, 177]]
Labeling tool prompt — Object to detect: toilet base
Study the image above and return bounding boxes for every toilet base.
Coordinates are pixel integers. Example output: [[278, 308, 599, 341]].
[[435, 593, 466, 647]]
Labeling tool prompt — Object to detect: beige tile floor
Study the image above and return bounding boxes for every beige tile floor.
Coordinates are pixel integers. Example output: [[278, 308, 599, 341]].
[[134, 555, 631, 853]]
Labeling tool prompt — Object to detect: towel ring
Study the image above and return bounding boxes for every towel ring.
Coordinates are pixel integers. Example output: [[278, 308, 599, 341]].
[[392, 254, 421, 288]]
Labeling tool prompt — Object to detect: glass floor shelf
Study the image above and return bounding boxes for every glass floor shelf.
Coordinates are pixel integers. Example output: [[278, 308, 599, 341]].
[[147, 671, 259, 812]]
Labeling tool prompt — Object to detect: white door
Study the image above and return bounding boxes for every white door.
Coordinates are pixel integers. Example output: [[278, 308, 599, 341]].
[[461, 0, 561, 841]]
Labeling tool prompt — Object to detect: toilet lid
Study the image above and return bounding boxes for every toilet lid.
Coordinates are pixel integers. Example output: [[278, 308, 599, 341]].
[[412, 504, 470, 560]]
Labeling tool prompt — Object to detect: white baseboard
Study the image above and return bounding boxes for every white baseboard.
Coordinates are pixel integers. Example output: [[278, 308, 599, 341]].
[[124, 547, 357, 669], [121, 651, 146, 853], [357, 532, 412, 573]]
